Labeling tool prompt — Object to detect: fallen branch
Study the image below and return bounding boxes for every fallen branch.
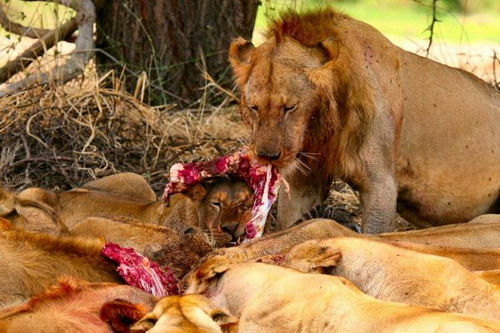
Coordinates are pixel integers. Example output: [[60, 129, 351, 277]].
[[0, 5, 53, 38], [0, 17, 78, 83], [0, 0, 95, 97]]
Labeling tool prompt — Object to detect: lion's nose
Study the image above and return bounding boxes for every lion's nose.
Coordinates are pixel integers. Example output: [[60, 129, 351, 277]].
[[221, 222, 239, 236], [257, 149, 281, 161]]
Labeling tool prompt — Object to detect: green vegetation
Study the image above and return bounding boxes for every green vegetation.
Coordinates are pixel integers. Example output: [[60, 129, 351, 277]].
[[1, 0, 73, 29], [255, 0, 500, 44]]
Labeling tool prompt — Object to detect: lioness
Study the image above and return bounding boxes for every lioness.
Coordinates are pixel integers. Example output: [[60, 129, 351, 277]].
[[282, 237, 500, 320], [0, 278, 157, 333], [205, 218, 500, 271], [69, 217, 213, 279], [0, 227, 119, 308], [131, 295, 238, 333], [186, 259, 500, 332], [229, 8, 500, 232], [1, 173, 254, 246], [0, 190, 68, 235], [69, 216, 213, 278], [0, 222, 202, 308]]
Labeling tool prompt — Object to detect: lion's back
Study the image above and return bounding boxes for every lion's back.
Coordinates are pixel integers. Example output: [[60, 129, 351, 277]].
[[396, 50, 500, 226]]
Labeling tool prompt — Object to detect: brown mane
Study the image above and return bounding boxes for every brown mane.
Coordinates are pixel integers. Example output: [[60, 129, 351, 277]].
[[1, 228, 105, 257], [265, 8, 376, 179], [265, 7, 347, 45]]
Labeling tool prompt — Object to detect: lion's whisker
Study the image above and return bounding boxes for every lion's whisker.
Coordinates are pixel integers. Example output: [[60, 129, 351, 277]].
[[298, 151, 320, 160], [296, 157, 311, 171], [291, 158, 310, 176]]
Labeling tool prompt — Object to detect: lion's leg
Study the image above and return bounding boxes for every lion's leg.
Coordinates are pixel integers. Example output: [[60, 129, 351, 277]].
[[359, 174, 398, 233], [276, 175, 327, 231]]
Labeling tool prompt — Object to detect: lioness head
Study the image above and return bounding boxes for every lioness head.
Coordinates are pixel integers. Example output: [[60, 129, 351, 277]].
[[229, 9, 374, 177], [131, 294, 238, 333], [191, 178, 253, 247], [285, 239, 341, 274]]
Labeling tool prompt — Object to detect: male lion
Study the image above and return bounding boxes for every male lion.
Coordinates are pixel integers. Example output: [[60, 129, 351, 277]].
[[229, 8, 500, 232]]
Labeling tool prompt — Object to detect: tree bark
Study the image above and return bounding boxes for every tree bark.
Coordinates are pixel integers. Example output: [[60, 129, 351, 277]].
[[96, 0, 260, 106]]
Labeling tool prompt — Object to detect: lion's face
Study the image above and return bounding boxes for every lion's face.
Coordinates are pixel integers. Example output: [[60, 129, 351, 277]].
[[197, 179, 254, 247], [230, 38, 329, 171], [130, 294, 238, 333]]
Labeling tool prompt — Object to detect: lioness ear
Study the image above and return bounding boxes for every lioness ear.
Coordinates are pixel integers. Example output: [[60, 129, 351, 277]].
[[196, 257, 230, 282], [100, 299, 149, 333], [288, 241, 341, 272], [229, 37, 255, 86], [130, 314, 157, 332], [0, 188, 16, 216], [0, 217, 14, 230], [310, 246, 341, 270], [210, 309, 238, 327], [185, 184, 207, 202]]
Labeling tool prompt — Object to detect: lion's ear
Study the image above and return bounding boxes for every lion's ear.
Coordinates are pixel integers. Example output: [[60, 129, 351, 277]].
[[309, 245, 341, 270], [229, 37, 255, 86], [100, 299, 149, 333], [210, 309, 239, 332], [288, 241, 341, 272], [0, 217, 14, 230], [307, 37, 340, 90], [0, 188, 16, 217], [229, 37, 255, 66], [318, 37, 340, 67], [196, 257, 230, 282], [185, 184, 207, 202]]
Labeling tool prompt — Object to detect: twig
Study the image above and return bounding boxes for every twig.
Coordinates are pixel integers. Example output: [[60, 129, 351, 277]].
[[7, 156, 81, 170], [425, 0, 441, 57], [164, 142, 205, 166], [493, 50, 499, 90]]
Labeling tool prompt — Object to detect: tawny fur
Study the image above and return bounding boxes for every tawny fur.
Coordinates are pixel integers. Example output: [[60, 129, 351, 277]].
[[229, 8, 500, 233], [2, 173, 254, 247], [283, 237, 500, 320], [0, 187, 68, 235], [204, 218, 500, 271], [70, 216, 213, 278], [0, 277, 157, 333], [474, 270, 500, 287], [186, 259, 500, 332], [0, 227, 120, 309], [131, 294, 238, 333]]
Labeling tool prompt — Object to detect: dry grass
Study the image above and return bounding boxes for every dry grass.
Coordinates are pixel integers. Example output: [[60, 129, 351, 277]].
[[0, 73, 247, 193]]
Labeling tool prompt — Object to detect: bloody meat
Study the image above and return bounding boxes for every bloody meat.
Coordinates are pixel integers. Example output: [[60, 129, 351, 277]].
[[163, 150, 280, 241]]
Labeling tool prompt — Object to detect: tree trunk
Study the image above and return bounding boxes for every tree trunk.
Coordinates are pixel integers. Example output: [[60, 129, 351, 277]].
[[96, 0, 260, 106]]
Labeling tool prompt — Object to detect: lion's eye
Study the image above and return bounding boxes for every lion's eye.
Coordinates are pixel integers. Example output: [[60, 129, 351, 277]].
[[248, 105, 258, 113], [284, 105, 297, 113], [210, 201, 221, 208]]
